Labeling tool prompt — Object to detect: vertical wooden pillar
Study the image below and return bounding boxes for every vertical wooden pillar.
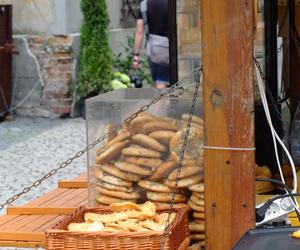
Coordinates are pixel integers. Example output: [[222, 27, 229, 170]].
[[201, 0, 255, 249]]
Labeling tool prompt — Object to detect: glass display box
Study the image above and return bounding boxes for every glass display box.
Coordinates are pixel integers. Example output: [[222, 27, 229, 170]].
[[85, 87, 203, 208]]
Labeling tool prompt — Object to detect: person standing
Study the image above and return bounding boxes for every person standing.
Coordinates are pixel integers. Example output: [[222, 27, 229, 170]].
[[133, 0, 170, 89]]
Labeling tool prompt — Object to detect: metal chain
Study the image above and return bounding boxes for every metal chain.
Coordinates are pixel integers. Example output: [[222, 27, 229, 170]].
[[0, 67, 201, 211], [161, 68, 202, 249], [254, 56, 282, 121]]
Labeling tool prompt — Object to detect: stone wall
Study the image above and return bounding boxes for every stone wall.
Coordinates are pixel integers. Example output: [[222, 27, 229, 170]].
[[10, 0, 136, 117], [177, 0, 201, 80], [12, 35, 76, 117]]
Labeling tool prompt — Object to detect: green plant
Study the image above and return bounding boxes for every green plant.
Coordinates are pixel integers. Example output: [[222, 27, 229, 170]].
[[113, 35, 152, 86], [76, 0, 113, 100], [110, 72, 133, 90]]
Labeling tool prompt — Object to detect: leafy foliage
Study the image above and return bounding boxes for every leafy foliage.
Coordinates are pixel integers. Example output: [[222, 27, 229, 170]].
[[113, 35, 152, 86], [76, 0, 113, 99]]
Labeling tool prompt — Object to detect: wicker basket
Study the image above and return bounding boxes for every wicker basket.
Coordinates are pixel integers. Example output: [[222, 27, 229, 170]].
[[45, 206, 189, 250]]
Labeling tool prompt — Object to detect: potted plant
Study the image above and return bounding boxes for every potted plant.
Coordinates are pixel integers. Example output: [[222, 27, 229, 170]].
[[76, 0, 113, 116]]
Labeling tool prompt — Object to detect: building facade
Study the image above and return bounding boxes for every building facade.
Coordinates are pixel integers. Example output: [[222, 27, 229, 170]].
[[10, 0, 139, 117]]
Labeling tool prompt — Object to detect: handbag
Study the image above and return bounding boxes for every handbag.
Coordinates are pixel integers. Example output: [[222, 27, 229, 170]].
[[141, 0, 169, 65]]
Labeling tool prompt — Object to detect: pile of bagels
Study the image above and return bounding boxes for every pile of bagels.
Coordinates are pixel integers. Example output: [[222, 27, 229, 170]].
[[92, 112, 205, 247]]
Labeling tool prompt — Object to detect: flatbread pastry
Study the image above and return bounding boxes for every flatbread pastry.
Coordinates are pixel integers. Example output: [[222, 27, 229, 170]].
[[68, 222, 104, 232], [114, 161, 154, 176], [193, 192, 205, 200], [84, 212, 128, 224], [96, 194, 136, 205], [153, 202, 189, 209], [150, 160, 178, 180], [103, 123, 117, 144], [146, 191, 187, 203], [193, 212, 205, 219], [131, 134, 168, 152], [96, 140, 130, 164], [188, 242, 203, 250], [188, 183, 205, 193], [138, 219, 163, 231], [168, 166, 203, 180], [148, 130, 176, 145], [130, 116, 157, 134], [122, 146, 161, 158], [143, 121, 178, 134], [109, 202, 141, 212], [188, 199, 205, 212], [105, 223, 130, 232], [189, 234, 205, 241], [116, 220, 149, 232], [169, 127, 203, 166], [181, 114, 203, 125], [96, 186, 141, 200], [96, 180, 133, 193], [189, 221, 205, 232], [123, 156, 162, 169], [97, 133, 130, 156], [102, 163, 141, 182], [194, 219, 205, 224], [164, 174, 204, 188], [95, 169, 132, 187], [190, 194, 205, 206], [137, 180, 173, 193]]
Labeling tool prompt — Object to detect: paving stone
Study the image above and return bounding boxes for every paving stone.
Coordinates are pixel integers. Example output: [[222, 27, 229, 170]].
[[0, 115, 87, 250]]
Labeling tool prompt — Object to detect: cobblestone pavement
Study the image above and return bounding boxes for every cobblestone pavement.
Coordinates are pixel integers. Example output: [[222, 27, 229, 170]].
[[0, 116, 87, 250]]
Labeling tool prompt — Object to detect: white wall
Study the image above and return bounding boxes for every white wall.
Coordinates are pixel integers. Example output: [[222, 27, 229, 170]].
[[12, 0, 82, 35]]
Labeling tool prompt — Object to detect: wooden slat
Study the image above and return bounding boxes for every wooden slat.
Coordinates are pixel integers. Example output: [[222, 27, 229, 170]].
[[41, 189, 86, 207], [0, 241, 44, 248], [0, 215, 34, 229], [58, 180, 87, 188], [7, 207, 77, 215], [24, 188, 71, 207], [33, 215, 66, 232], [0, 231, 44, 241], [17, 215, 61, 232], [39, 188, 80, 207], [202, 0, 255, 249], [0, 214, 17, 225], [0, 215, 43, 231]]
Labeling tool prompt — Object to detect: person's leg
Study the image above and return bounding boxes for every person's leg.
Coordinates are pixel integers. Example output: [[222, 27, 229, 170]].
[[154, 63, 170, 88], [156, 82, 168, 89], [148, 60, 170, 88]]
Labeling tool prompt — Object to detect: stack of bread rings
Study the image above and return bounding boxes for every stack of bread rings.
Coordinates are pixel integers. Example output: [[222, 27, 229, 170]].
[[92, 112, 205, 247]]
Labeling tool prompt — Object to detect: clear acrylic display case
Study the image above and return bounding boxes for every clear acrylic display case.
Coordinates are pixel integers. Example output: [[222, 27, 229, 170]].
[[85, 87, 203, 207]]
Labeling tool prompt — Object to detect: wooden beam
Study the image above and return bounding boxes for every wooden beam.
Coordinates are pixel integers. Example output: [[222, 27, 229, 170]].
[[201, 0, 255, 249], [0, 241, 44, 248], [58, 180, 88, 188], [0, 231, 44, 242], [6, 206, 77, 215]]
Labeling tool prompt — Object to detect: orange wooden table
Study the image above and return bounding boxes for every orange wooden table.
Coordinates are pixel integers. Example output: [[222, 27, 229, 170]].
[[0, 173, 88, 248]]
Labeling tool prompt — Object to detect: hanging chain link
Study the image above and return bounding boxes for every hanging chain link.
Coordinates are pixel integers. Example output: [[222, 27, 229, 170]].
[[254, 56, 266, 82], [161, 68, 202, 249], [0, 67, 202, 211]]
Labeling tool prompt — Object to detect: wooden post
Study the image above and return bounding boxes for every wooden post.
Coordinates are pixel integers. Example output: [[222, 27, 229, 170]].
[[201, 0, 255, 249]]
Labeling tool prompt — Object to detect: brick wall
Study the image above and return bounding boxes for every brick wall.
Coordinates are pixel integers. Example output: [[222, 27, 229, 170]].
[[13, 35, 75, 117], [177, 0, 201, 80]]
